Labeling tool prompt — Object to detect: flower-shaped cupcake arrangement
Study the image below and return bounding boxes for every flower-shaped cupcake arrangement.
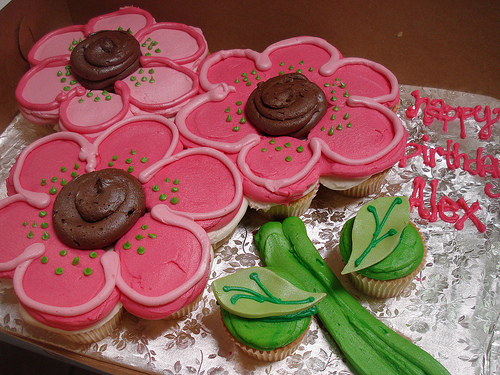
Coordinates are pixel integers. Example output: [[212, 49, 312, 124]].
[[176, 37, 407, 211], [0, 115, 246, 342], [15, 7, 208, 138]]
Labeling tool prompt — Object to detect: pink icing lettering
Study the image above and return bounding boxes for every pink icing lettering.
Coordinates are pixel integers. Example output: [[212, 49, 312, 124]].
[[485, 183, 500, 198], [409, 176, 486, 233], [406, 90, 500, 140]]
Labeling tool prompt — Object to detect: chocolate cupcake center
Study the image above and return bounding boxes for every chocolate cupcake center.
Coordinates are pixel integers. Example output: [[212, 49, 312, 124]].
[[245, 73, 327, 139], [53, 168, 146, 249], [70, 30, 142, 91]]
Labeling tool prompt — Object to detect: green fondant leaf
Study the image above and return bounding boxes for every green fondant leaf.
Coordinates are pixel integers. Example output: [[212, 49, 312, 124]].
[[342, 196, 410, 274], [212, 267, 325, 319]]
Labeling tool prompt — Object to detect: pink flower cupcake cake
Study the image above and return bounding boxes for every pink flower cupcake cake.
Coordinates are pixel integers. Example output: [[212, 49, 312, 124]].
[[176, 37, 407, 218], [0, 115, 246, 343], [15, 7, 208, 139]]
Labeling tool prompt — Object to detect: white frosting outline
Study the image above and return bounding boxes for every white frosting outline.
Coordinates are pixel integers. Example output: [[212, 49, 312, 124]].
[[115, 205, 211, 307]]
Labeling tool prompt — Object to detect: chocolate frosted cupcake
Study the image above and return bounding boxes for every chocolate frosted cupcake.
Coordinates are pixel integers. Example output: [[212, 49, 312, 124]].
[[212, 267, 325, 361], [70, 30, 142, 91], [243, 73, 326, 219], [339, 196, 426, 298]]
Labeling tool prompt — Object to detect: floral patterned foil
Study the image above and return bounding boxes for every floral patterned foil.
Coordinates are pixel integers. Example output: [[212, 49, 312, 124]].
[[1, 85, 499, 375]]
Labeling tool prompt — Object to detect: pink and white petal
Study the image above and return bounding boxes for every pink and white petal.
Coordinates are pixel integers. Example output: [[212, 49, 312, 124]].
[[238, 136, 321, 203], [0, 196, 51, 279], [6, 132, 96, 203], [124, 57, 199, 117], [85, 6, 155, 35], [140, 147, 244, 233], [135, 22, 208, 71], [93, 115, 182, 178], [313, 99, 407, 178], [27, 25, 86, 66], [58, 82, 132, 140], [116, 208, 210, 320], [177, 85, 260, 152], [15, 245, 120, 331], [15, 57, 82, 125]]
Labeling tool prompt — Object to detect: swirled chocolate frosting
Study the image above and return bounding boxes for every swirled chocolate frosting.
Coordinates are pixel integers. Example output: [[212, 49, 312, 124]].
[[70, 30, 141, 91], [53, 168, 146, 249], [245, 73, 327, 139]]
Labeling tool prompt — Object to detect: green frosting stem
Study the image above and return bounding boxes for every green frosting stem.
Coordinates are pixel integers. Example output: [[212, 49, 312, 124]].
[[254, 217, 450, 375]]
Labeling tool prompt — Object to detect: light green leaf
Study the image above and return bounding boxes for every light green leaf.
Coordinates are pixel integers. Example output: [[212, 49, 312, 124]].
[[342, 196, 410, 274], [212, 267, 326, 318]]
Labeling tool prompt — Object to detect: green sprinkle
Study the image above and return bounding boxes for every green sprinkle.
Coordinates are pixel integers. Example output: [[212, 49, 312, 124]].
[[139, 69, 144, 74], [41, 256, 48, 264], [347, 122, 353, 128], [331, 96, 337, 102], [173, 179, 179, 185], [123, 241, 131, 250], [340, 82, 346, 88], [70, 80, 77, 85], [136, 234, 144, 240], [55, 267, 64, 275], [152, 185, 160, 192], [285, 156, 292, 162], [41, 178, 46, 186], [135, 82, 141, 87], [59, 249, 67, 256], [246, 81, 251, 86], [27, 231, 34, 239], [289, 65, 294, 70], [275, 146, 282, 151], [131, 149, 137, 155], [112, 155, 118, 161], [86, 92, 93, 97], [324, 83, 331, 87], [141, 76, 147, 82], [159, 194, 167, 201], [261, 148, 267, 152], [148, 69, 155, 74], [39, 211, 47, 217], [333, 106, 340, 112], [61, 178, 67, 186], [236, 101, 242, 105], [108, 162, 114, 167], [49, 186, 57, 195], [225, 107, 230, 113], [61, 166, 67, 172], [285, 142, 291, 148], [60, 77, 67, 83], [127, 166, 134, 173], [237, 108, 242, 115], [130, 76, 137, 81], [32, 222, 37, 228], [148, 233, 157, 239], [89, 251, 97, 258], [57, 71, 63, 76], [269, 138, 276, 145], [41, 222, 48, 229], [165, 178, 170, 183], [141, 225, 148, 230], [71, 171, 78, 178], [321, 126, 326, 131], [232, 126, 240, 131], [170, 197, 179, 205], [235, 79, 240, 83], [63, 86, 70, 91], [280, 62, 285, 66], [78, 98, 84, 103], [105, 95, 112, 100], [296, 145, 304, 153], [140, 157, 148, 163], [74, 163, 79, 170], [296, 69, 302, 74], [337, 123, 343, 130], [84, 267, 93, 276], [154, 48, 161, 53], [328, 126, 335, 136], [171, 187, 179, 192], [309, 67, 314, 71], [72, 257, 79, 265], [137, 246, 145, 255], [239, 118, 246, 124], [344, 91, 349, 97], [125, 158, 132, 164], [226, 114, 232, 122], [23, 221, 29, 226], [51, 177, 58, 183]]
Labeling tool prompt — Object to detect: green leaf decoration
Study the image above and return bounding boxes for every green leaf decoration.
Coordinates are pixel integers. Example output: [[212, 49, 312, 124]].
[[212, 267, 325, 319], [342, 196, 410, 274]]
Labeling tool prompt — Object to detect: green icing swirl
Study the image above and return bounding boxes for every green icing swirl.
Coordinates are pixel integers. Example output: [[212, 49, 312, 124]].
[[339, 218, 424, 280]]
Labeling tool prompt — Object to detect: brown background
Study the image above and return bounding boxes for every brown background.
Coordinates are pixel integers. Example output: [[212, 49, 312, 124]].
[[0, 0, 499, 373], [1, 0, 499, 133]]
